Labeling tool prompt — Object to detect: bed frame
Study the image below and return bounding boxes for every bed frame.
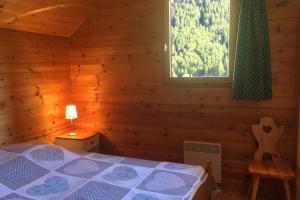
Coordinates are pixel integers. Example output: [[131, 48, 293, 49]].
[[192, 162, 213, 200]]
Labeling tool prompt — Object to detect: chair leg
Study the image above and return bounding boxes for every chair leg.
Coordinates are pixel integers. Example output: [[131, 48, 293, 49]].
[[251, 175, 260, 200], [248, 175, 253, 195], [283, 180, 291, 200]]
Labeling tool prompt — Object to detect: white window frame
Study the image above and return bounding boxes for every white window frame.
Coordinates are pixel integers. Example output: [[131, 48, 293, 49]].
[[164, 0, 238, 85]]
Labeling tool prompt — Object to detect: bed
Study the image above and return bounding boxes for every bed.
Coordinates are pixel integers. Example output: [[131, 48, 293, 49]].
[[0, 142, 212, 200]]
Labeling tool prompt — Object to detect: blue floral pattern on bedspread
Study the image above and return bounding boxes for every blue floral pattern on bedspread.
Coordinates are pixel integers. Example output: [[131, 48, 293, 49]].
[[27, 176, 69, 196]]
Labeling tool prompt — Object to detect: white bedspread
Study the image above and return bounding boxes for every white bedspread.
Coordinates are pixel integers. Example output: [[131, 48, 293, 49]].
[[0, 143, 205, 200]]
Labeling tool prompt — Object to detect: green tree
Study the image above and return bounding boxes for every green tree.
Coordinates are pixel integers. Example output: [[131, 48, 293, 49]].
[[171, 0, 230, 77]]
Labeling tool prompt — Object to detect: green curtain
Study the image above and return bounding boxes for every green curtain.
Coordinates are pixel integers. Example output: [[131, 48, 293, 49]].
[[232, 0, 272, 100]]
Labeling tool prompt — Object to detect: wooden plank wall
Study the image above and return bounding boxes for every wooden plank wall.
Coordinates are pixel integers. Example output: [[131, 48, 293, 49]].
[[296, 17, 300, 200], [0, 0, 100, 37], [0, 28, 71, 145], [69, 0, 300, 198]]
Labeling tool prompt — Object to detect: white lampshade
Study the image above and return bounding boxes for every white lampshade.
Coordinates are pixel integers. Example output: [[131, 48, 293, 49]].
[[65, 105, 78, 120]]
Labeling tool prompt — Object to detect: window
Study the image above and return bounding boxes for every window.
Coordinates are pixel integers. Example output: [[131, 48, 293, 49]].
[[164, 0, 236, 82]]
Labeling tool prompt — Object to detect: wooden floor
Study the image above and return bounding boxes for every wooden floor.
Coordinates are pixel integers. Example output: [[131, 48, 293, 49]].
[[213, 193, 285, 200], [214, 193, 244, 200]]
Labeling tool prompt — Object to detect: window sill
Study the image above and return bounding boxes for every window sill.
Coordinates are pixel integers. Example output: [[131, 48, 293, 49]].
[[165, 77, 232, 88]]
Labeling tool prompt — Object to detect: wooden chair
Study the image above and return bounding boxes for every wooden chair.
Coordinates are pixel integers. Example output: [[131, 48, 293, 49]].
[[248, 117, 295, 200]]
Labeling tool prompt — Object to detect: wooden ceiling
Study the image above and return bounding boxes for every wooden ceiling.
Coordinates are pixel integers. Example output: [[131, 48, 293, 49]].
[[0, 0, 103, 37]]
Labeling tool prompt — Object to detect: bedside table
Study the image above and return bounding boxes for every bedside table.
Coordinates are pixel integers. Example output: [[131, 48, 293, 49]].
[[55, 129, 100, 153]]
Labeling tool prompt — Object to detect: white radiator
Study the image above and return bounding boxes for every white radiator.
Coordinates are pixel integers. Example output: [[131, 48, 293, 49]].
[[184, 141, 222, 183]]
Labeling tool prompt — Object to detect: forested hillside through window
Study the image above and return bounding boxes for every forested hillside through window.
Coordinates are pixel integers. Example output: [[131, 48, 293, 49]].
[[170, 0, 230, 78]]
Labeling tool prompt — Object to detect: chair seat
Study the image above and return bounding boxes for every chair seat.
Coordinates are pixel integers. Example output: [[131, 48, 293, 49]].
[[249, 160, 295, 179]]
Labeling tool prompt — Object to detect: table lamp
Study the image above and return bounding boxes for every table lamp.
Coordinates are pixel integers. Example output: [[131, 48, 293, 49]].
[[66, 105, 77, 136]]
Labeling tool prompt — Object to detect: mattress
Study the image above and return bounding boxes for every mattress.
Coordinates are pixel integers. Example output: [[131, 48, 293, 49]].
[[0, 143, 205, 200]]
